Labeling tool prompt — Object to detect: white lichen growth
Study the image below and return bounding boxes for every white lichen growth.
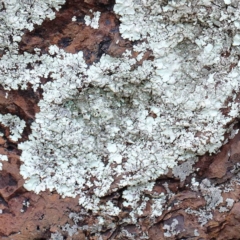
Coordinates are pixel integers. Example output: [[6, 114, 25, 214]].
[[72, 16, 76, 22], [187, 178, 227, 224], [0, 154, 8, 170], [219, 197, 235, 212], [163, 219, 180, 237], [50, 232, 64, 240], [84, 11, 101, 29], [194, 229, 200, 237], [0, 113, 25, 141], [185, 208, 213, 226], [226, 198, 234, 207], [1, 0, 240, 224], [172, 157, 197, 182], [0, 0, 65, 52], [200, 179, 223, 211]]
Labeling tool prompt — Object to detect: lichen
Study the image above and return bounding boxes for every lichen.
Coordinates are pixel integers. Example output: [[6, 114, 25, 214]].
[[0, 113, 26, 141], [1, 0, 240, 228], [0, 154, 8, 170], [84, 11, 101, 29]]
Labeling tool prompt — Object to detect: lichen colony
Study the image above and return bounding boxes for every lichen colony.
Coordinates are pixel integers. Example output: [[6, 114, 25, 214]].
[[1, 0, 240, 224]]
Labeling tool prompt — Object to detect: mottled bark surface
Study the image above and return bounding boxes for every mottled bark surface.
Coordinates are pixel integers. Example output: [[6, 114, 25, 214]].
[[1, 0, 240, 239]]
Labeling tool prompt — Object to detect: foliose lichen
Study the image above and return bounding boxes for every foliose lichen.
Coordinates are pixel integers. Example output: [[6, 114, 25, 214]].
[[1, 0, 240, 228]]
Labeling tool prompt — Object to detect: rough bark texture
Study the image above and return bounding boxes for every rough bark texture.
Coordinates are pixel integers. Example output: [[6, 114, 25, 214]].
[[1, 0, 240, 239]]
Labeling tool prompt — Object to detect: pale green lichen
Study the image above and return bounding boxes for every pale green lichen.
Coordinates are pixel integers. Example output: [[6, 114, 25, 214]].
[[1, 0, 240, 228], [84, 11, 101, 29], [0, 113, 25, 141]]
